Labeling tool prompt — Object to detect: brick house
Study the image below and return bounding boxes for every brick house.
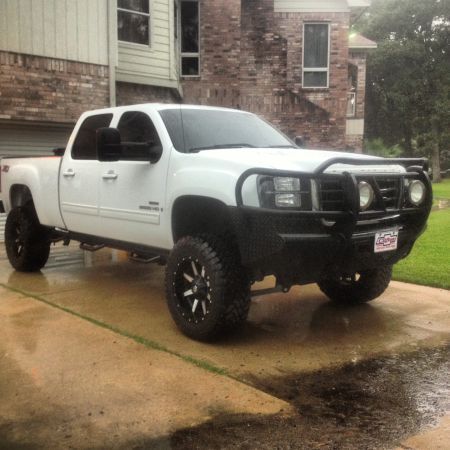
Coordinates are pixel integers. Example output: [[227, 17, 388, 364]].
[[0, 0, 375, 157]]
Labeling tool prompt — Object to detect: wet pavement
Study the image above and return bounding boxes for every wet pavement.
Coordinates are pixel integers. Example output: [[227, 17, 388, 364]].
[[170, 345, 450, 449], [0, 243, 449, 449]]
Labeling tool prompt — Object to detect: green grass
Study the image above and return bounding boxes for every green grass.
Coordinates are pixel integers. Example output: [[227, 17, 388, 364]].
[[432, 178, 450, 200], [393, 209, 450, 289]]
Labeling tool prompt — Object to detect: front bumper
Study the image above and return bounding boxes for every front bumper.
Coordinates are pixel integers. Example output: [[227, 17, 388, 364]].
[[232, 157, 432, 286]]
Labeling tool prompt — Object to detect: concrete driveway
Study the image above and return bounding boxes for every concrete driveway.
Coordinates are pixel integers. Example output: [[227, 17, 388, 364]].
[[0, 244, 449, 449]]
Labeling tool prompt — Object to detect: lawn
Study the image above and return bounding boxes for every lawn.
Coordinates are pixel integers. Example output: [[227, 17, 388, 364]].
[[393, 208, 450, 290], [432, 178, 450, 200]]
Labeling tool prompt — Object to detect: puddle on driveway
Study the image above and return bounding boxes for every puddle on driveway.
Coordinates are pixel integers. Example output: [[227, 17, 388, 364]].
[[166, 344, 450, 450]]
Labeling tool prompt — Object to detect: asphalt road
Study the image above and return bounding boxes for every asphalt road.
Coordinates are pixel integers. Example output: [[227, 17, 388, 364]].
[[0, 244, 449, 449]]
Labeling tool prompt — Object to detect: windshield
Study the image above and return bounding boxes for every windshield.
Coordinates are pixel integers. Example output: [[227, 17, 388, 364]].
[[159, 108, 296, 153]]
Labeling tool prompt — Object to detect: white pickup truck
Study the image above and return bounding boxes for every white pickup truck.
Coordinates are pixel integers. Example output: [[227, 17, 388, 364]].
[[0, 104, 432, 340]]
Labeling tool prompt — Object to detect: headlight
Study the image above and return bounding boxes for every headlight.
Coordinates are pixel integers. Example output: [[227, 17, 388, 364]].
[[358, 181, 374, 211], [274, 177, 301, 207], [258, 176, 302, 208], [408, 180, 426, 206], [274, 177, 300, 191]]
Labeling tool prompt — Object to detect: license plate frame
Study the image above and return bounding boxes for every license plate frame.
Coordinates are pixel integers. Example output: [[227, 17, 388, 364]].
[[374, 229, 399, 253]]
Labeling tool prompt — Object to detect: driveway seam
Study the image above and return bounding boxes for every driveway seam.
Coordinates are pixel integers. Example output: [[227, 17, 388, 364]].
[[0, 282, 232, 378]]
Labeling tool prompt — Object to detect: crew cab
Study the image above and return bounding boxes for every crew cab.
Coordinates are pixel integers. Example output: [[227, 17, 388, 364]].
[[0, 104, 432, 340]]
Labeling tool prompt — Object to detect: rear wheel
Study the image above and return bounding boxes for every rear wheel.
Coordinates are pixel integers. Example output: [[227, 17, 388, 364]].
[[165, 235, 250, 341], [5, 206, 51, 272], [318, 266, 393, 305]]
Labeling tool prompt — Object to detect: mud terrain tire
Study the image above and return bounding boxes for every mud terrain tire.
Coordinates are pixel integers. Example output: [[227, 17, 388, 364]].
[[5, 206, 51, 272], [318, 266, 393, 305], [165, 235, 250, 341]]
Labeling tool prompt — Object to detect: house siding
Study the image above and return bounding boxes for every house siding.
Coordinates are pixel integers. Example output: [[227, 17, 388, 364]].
[[274, 0, 350, 13], [0, 0, 109, 66], [116, 0, 179, 89]]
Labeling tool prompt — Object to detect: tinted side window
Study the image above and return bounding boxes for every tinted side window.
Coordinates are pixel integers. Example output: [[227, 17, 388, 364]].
[[117, 111, 162, 161], [72, 114, 113, 160]]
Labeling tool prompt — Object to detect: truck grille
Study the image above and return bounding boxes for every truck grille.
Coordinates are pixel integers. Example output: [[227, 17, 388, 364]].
[[319, 180, 346, 211], [376, 178, 401, 209], [319, 177, 402, 212]]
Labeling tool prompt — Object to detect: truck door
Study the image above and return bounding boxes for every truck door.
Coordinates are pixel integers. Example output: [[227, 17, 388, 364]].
[[59, 113, 113, 235], [98, 110, 169, 248]]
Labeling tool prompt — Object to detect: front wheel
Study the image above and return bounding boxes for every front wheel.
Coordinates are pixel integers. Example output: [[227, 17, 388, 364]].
[[318, 266, 393, 305], [5, 206, 51, 272], [165, 235, 250, 341]]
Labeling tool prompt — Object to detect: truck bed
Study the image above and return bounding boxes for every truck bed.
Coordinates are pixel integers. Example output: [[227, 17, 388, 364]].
[[0, 155, 64, 228]]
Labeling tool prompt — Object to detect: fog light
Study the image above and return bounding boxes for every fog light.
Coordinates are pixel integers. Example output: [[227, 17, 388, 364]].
[[408, 180, 426, 206], [358, 181, 374, 211]]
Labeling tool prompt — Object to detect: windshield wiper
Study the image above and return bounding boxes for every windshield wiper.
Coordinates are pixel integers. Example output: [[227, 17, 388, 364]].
[[188, 143, 256, 153]]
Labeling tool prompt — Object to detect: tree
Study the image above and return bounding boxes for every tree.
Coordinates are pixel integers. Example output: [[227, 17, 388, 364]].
[[357, 0, 450, 181]]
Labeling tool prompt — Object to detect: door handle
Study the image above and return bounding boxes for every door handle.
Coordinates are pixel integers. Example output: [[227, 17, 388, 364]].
[[63, 170, 75, 178], [102, 171, 118, 180]]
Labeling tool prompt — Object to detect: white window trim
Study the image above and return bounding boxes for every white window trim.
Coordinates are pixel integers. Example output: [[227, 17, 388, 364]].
[[117, 1, 152, 48], [302, 22, 331, 89], [347, 91, 357, 117], [180, 0, 200, 78]]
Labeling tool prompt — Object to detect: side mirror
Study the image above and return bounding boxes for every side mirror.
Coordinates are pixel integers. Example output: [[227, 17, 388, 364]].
[[97, 128, 122, 162], [148, 143, 163, 164], [294, 136, 305, 148]]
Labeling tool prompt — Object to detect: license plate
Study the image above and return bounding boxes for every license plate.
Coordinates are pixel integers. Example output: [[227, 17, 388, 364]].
[[374, 229, 399, 253]]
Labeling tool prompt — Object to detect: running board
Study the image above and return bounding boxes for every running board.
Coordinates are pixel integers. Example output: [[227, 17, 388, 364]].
[[250, 285, 289, 297], [80, 243, 105, 252], [129, 253, 161, 264]]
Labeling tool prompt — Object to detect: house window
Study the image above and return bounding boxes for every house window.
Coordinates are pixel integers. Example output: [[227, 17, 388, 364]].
[[181, 0, 199, 76], [303, 23, 330, 88], [118, 0, 150, 45]]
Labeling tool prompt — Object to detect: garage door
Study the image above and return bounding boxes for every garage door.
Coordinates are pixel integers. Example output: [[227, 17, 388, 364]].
[[0, 122, 73, 241], [0, 122, 73, 157]]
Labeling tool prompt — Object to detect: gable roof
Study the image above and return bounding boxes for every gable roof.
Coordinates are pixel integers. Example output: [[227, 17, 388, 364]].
[[349, 33, 378, 49]]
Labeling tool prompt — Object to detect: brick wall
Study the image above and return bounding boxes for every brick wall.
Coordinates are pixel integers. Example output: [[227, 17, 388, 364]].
[[116, 82, 180, 106], [182, 0, 242, 107], [346, 133, 363, 150], [0, 51, 109, 124], [181, 0, 351, 150]]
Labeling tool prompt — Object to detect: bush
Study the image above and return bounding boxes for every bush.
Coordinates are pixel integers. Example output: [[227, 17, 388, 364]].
[[364, 138, 404, 158]]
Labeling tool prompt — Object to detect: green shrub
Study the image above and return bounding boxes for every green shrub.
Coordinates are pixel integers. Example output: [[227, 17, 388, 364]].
[[364, 138, 404, 158]]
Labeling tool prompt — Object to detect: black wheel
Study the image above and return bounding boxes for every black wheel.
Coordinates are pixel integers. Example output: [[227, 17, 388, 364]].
[[165, 235, 250, 341], [5, 206, 51, 272], [318, 266, 392, 305]]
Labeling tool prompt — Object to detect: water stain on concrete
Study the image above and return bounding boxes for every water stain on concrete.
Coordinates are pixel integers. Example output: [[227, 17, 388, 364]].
[[167, 344, 450, 449]]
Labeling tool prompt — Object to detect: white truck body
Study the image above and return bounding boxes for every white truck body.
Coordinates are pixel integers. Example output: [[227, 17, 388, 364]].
[[0, 104, 432, 340], [1, 104, 406, 249]]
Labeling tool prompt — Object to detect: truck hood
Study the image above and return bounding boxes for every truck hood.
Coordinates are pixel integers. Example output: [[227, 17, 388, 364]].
[[197, 148, 406, 174]]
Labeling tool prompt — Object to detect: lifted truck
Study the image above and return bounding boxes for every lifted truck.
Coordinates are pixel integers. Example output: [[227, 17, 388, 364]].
[[0, 104, 432, 341]]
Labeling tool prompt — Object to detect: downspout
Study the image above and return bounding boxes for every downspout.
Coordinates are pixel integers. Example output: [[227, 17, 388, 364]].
[[107, 0, 118, 106]]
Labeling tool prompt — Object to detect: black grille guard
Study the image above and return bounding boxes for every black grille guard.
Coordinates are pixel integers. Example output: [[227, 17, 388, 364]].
[[235, 157, 432, 237]]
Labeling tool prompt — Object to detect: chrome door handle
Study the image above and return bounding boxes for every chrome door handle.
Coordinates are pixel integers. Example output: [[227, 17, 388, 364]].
[[63, 170, 75, 178], [102, 171, 118, 180]]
